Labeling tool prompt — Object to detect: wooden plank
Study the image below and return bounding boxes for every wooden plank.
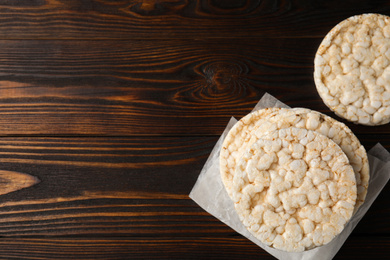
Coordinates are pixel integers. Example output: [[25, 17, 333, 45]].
[[0, 236, 387, 259], [0, 37, 319, 135], [0, 237, 276, 259], [0, 38, 388, 135], [0, 136, 214, 198], [0, 136, 216, 236], [0, 0, 389, 39], [0, 136, 386, 237]]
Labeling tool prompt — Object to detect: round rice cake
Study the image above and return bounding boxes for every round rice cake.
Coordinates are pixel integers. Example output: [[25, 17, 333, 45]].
[[314, 13, 390, 125], [232, 127, 357, 252], [220, 107, 307, 198], [254, 109, 369, 214]]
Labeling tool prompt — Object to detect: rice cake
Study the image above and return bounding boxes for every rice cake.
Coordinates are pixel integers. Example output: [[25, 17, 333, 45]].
[[314, 13, 390, 125], [254, 109, 369, 214], [220, 108, 306, 198], [232, 127, 357, 252], [220, 107, 369, 213]]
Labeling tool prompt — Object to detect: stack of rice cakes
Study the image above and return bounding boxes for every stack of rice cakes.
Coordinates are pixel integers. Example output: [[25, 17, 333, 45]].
[[220, 108, 369, 252]]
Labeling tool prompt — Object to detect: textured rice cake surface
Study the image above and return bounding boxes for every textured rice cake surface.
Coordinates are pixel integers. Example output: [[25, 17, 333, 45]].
[[220, 108, 307, 198], [254, 109, 369, 214], [314, 13, 390, 125], [232, 128, 357, 252]]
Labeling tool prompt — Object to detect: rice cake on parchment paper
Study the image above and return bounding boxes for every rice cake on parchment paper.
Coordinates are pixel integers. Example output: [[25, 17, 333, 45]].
[[220, 107, 369, 214], [314, 13, 390, 125], [232, 127, 357, 252], [189, 93, 390, 260]]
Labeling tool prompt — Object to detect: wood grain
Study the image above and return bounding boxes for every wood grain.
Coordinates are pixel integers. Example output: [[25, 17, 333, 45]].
[[0, 0, 388, 39], [0, 136, 215, 236], [0, 37, 388, 135], [0, 136, 385, 237], [0, 37, 318, 135], [0, 236, 387, 259], [0, 170, 39, 196]]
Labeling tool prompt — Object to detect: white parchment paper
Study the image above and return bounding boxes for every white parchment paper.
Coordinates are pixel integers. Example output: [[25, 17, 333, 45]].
[[189, 93, 390, 260]]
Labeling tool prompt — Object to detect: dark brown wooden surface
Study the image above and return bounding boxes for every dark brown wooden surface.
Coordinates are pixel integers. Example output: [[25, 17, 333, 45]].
[[0, 0, 388, 259]]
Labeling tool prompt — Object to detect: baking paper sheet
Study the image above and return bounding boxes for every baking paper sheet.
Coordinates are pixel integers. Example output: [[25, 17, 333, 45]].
[[189, 93, 390, 260]]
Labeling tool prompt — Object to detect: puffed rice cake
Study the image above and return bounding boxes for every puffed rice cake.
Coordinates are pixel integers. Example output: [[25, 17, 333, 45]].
[[220, 107, 369, 213], [220, 108, 306, 198], [255, 109, 369, 214], [314, 13, 390, 125], [232, 127, 357, 252]]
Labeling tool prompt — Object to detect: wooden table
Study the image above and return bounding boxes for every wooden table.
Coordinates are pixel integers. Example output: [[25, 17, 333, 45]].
[[0, 1, 389, 259]]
